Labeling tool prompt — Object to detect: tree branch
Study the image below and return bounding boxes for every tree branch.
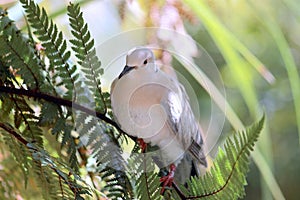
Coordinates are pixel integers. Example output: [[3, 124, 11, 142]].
[[0, 122, 28, 145], [0, 85, 128, 136]]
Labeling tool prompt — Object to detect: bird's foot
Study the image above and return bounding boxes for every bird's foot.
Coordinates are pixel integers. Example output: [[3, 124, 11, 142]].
[[160, 164, 176, 194], [137, 138, 147, 153]]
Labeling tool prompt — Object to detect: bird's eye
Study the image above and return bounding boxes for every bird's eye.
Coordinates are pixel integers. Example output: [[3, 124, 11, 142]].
[[143, 59, 148, 65]]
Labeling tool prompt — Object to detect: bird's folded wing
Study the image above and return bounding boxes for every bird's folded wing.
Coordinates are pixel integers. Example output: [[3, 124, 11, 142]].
[[161, 83, 207, 168]]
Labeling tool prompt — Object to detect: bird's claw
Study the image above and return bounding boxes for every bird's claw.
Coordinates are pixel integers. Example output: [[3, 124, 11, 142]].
[[160, 164, 176, 194], [137, 138, 147, 153]]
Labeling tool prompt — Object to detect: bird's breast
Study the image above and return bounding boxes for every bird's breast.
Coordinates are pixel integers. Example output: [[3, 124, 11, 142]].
[[120, 83, 169, 137]]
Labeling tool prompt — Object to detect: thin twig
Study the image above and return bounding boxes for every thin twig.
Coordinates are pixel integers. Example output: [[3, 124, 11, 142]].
[[172, 182, 187, 200]]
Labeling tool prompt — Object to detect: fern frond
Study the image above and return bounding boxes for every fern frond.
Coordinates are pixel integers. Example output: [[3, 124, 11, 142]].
[[99, 167, 133, 199], [128, 154, 162, 200], [94, 130, 133, 198], [31, 158, 62, 199], [20, 0, 78, 100], [29, 143, 91, 199], [51, 117, 80, 172], [39, 102, 59, 126], [73, 110, 133, 199], [183, 116, 264, 199], [0, 7, 61, 97], [0, 32, 46, 90], [0, 88, 46, 148], [0, 8, 19, 36], [67, 3, 106, 113], [1, 125, 31, 187], [67, 136, 80, 172], [90, 124, 124, 172]]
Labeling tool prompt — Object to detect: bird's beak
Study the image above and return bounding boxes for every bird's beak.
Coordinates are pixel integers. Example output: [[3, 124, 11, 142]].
[[118, 65, 135, 79]]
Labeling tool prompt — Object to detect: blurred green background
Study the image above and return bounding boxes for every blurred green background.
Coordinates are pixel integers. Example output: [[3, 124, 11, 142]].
[[1, 0, 299, 199]]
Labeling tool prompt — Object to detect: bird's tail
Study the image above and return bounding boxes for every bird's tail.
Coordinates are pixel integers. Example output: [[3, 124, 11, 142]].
[[191, 155, 213, 177], [174, 154, 213, 184]]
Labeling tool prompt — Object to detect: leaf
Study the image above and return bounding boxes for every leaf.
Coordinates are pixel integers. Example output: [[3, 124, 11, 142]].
[[20, 0, 78, 100], [182, 116, 264, 199], [67, 2, 106, 113]]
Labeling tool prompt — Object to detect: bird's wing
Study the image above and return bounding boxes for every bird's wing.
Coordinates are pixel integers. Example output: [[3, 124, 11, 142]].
[[161, 82, 207, 168]]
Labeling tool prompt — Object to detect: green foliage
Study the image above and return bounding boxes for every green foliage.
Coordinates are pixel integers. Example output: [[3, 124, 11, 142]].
[[67, 3, 107, 113], [128, 154, 162, 200], [184, 116, 264, 199], [0, 122, 89, 199], [28, 143, 91, 199], [20, 0, 78, 100], [2, 125, 31, 187], [0, 1, 264, 199], [0, 8, 45, 151], [75, 111, 133, 199], [0, 31, 43, 90]]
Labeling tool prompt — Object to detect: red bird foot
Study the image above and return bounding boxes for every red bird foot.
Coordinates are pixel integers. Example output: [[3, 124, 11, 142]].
[[160, 164, 176, 194], [137, 138, 147, 153]]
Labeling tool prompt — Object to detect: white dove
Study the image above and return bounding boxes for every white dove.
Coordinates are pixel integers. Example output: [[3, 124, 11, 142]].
[[110, 47, 207, 193]]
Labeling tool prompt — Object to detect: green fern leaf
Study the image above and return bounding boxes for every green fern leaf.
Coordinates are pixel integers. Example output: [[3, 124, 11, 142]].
[[20, 0, 78, 100], [0, 8, 19, 36], [73, 110, 133, 199], [1, 92, 45, 148], [1, 124, 30, 187], [28, 143, 91, 199], [129, 154, 162, 200], [67, 3, 106, 113], [51, 117, 80, 172], [183, 116, 264, 200], [0, 32, 46, 90]]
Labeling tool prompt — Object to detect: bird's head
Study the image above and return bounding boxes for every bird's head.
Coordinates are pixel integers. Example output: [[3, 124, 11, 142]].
[[118, 47, 156, 79]]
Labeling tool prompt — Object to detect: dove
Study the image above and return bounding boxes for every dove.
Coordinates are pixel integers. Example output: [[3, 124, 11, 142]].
[[110, 47, 207, 193]]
